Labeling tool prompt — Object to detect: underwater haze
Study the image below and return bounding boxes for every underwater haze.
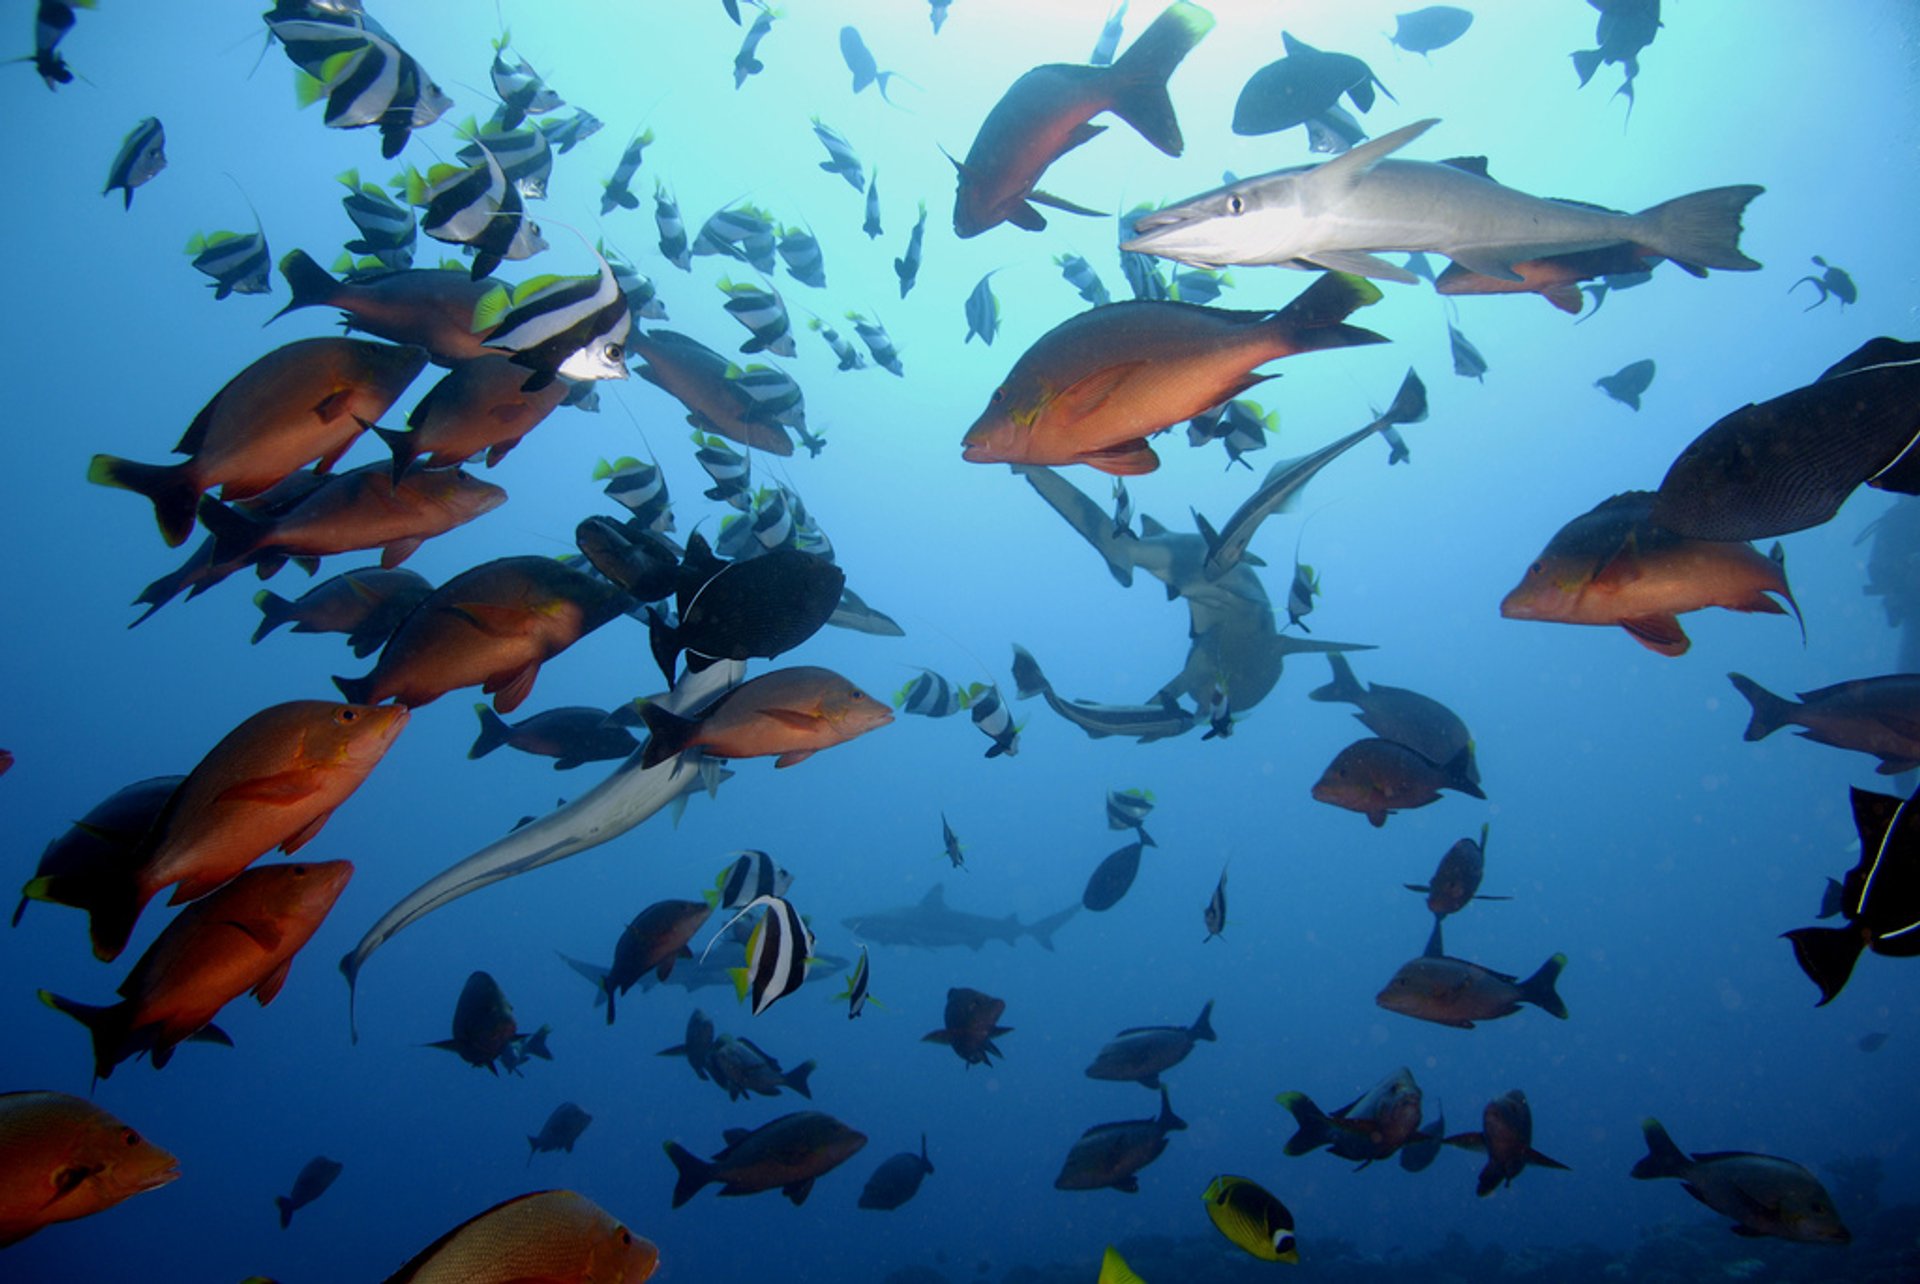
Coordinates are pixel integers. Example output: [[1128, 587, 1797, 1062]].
[[4, 1, 1920, 1281]]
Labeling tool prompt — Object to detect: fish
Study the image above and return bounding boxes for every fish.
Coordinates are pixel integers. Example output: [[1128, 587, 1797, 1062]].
[[1578, 265, 1656, 319], [488, 33, 563, 130], [1123, 119, 1762, 283], [41, 861, 353, 1080], [807, 315, 866, 370], [1573, 0, 1661, 111], [185, 225, 271, 299], [936, 813, 967, 871], [710, 894, 813, 1017], [594, 456, 673, 531], [923, 986, 1011, 1067], [427, 970, 552, 1075], [473, 246, 631, 391], [952, 2, 1215, 237], [812, 117, 866, 192], [1011, 645, 1196, 741], [275, 1156, 342, 1228], [1312, 737, 1482, 827], [527, 1104, 592, 1163], [103, 117, 166, 209], [469, 705, 637, 771], [336, 170, 417, 268], [836, 947, 874, 1018], [1435, 240, 1660, 315], [1390, 6, 1474, 55], [1231, 32, 1395, 137], [1083, 841, 1144, 912], [1118, 207, 1174, 300], [1377, 934, 1568, 1028], [1202, 867, 1226, 941], [630, 329, 793, 454], [274, 251, 502, 364], [1445, 1090, 1569, 1196], [1651, 338, 1920, 541], [1285, 555, 1318, 631], [711, 850, 793, 911], [374, 355, 568, 476], [732, 5, 775, 89], [647, 533, 844, 681], [928, 0, 951, 33], [1630, 1118, 1848, 1244], [776, 225, 827, 289], [536, 108, 602, 153], [1202, 1175, 1298, 1263], [895, 202, 928, 298], [864, 171, 883, 238], [1304, 103, 1366, 154], [843, 883, 1076, 952], [1406, 825, 1509, 921], [1859, 1030, 1889, 1052], [715, 276, 795, 356], [848, 311, 904, 376], [1309, 653, 1479, 787], [1056, 252, 1112, 305], [840, 25, 909, 102], [125, 470, 334, 624], [858, 1135, 934, 1211], [1783, 785, 1920, 1004], [88, 336, 429, 547], [0, 1092, 178, 1249], [565, 898, 713, 1024], [703, 1033, 815, 1102], [1185, 397, 1274, 470], [964, 682, 1020, 757], [1449, 321, 1488, 381], [654, 183, 691, 269], [1728, 673, 1920, 775], [1791, 255, 1856, 310], [454, 124, 553, 201], [1277, 1066, 1431, 1168], [665, 1112, 867, 1207], [376, 1190, 657, 1281], [1090, 2, 1129, 65], [657, 1009, 717, 1081], [1381, 425, 1410, 464], [285, 23, 450, 158], [1054, 1087, 1186, 1192], [1110, 478, 1135, 539], [1499, 491, 1802, 657], [1098, 1248, 1146, 1284], [1105, 787, 1156, 844], [1596, 357, 1656, 410], [639, 666, 890, 770], [400, 142, 544, 280], [962, 271, 1385, 474], [15, 775, 181, 930], [22, 0, 90, 89], [1085, 1001, 1215, 1088]]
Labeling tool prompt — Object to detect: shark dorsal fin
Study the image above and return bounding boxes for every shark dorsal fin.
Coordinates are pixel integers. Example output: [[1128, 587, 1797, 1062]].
[[921, 883, 947, 907]]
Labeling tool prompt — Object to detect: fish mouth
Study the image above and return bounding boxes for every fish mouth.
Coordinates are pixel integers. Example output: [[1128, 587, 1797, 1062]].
[[139, 1159, 184, 1193], [960, 439, 997, 463]]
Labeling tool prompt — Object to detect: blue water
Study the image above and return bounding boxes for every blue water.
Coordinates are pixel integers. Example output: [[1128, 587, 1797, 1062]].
[[4, 2, 1918, 1280]]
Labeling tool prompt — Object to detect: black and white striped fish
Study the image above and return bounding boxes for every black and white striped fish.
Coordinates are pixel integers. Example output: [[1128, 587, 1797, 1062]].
[[727, 364, 805, 428], [473, 245, 630, 391], [894, 669, 961, 718], [965, 683, 1020, 758], [488, 32, 562, 131], [1172, 267, 1232, 305], [1286, 559, 1319, 631], [1055, 252, 1110, 305], [863, 171, 883, 238], [1106, 788, 1156, 847], [1110, 478, 1134, 538], [710, 893, 813, 1017], [940, 814, 966, 870], [812, 117, 865, 191], [712, 850, 793, 911], [337, 169, 415, 267], [964, 270, 1000, 345], [733, 5, 776, 89], [807, 316, 865, 370], [847, 311, 902, 376], [599, 127, 654, 215], [405, 141, 544, 278], [1203, 866, 1227, 941], [894, 201, 927, 299], [288, 24, 450, 159], [1382, 424, 1411, 465], [103, 116, 165, 210], [456, 124, 553, 200], [695, 205, 777, 273], [795, 425, 828, 458], [750, 486, 794, 551], [777, 226, 827, 289], [693, 431, 752, 508], [835, 946, 873, 1018], [654, 183, 691, 270], [717, 277, 795, 357], [602, 242, 667, 321], [184, 225, 271, 299], [535, 108, 602, 153], [592, 456, 673, 533], [28, 0, 89, 89]]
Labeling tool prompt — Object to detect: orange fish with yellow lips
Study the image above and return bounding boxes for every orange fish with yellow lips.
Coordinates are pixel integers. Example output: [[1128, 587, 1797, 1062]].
[[637, 666, 893, 769], [378, 1190, 658, 1283], [40, 859, 353, 1080], [87, 336, 429, 547], [0, 1091, 179, 1248]]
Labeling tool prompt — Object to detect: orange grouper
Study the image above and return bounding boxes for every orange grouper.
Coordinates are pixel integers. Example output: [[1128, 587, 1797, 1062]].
[[88, 336, 430, 547], [374, 353, 571, 478], [197, 461, 508, 574], [40, 860, 353, 1080], [42, 701, 402, 962], [636, 665, 893, 769], [961, 272, 1386, 475], [0, 1092, 179, 1248], [274, 249, 505, 366], [1499, 490, 1801, 657], [334, 556, 630, 714], [952, 2, 1215, 238], [377, 1190, 658, 1283]]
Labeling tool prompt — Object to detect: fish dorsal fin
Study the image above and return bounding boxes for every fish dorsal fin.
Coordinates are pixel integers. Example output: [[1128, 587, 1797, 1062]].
[[722, 1127, 753, 1147], [1138, 514, 1168, 537], [921, 883, 946, 907], [1310, 118, 1439, 196], [1438, 156, 1491, 180]]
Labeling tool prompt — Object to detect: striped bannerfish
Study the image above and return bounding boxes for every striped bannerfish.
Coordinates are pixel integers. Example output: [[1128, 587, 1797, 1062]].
[[336, 169, 415, 267], [894, 201, 928, 298], [405, 140, 544, 279], [847, 311, 903, 376], [284, 22, 450, 159], [717, 278, 796, 357], [1106, 788, 1155, 845], [103, 117, 165, 210], [1203, 866, 1227, 941], [488, 33, 562, 130], [964, 270, 1000, 345], [807, 316, 865, 370], [535, 108, 602, 153], [894, 669, 961, 718], [696, 206, 777, 273], [473, 244, 628, 391], [456, 124, 553, 200], [599, 127, 654, 215], [184, 226, 270, 299], [693, 431, 751, 508], [835, 946, 873, 1019], [733, 6, 776, 89], [707, 894, 813, 1017], [30, 0, 89, 89], [1110, 477, 1133, 537], [1055, 252, 1111, 305], [727, 364, 806, 429], [940, 814, 965, 870], [863, 171, 883, 238], [777, 226, 827, 289], [965, 682, 1019, 758], [750, 487, 794, 552], [602, 242, 667, 321], [654, 182, 691, 270], [713, 850, 793, 911], [811, 118, 865, 191], [592, 456, 673, 532]]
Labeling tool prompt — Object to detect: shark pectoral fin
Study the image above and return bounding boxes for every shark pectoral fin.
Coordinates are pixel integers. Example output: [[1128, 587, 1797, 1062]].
[[1302, 251, 1421, 284], [1443, 250, 1524, 282], [1620, 615, 1689, 656]]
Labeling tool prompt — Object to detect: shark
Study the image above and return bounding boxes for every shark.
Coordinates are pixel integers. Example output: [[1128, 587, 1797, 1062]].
[[842, 884, 1078, 951]]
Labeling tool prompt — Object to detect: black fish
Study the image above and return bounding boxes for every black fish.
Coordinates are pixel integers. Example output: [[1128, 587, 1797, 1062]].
[[1783, 786, 1920, 1004], [1390, 6, 1474, 56], [858, 1134, 934, 1210], [1232, 32, 1394, 136], [575, 516, 677, 602], [275, 1155, 343, 1229], [104, 117, 166, 209], [922, 987, 1010, 1067], [526, 1102, 592, 1163], [647, 533, 844, 681], [1573, 0, 1661, 112], [1595, 358, 1656, 410], [1791, 255, 1857, 311], [1448, 321, 1488, 381], [1083, 841, 1144, 912], [1651, 338, 1920, 541], [468, 705, 637, 771]]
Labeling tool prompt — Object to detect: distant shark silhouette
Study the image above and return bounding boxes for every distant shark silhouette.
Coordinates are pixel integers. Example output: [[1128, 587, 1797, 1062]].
[[842, 884, 1078, 951]]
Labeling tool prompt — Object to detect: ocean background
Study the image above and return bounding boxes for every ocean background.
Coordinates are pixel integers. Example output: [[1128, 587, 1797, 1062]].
[[3, 1, 1919, 1280]]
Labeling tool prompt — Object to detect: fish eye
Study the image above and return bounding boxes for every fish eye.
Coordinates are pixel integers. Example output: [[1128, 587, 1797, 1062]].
[[336, 707, 360, 724], [1227, 193, 1246, 215], [1528, 561, 1543, 576], [991, 387, 1005, 403], [604, 342, 623, 361], [292, 865, 309, 876], [124, 1129, 142, 1146], [620, 1229, 633, 1245]]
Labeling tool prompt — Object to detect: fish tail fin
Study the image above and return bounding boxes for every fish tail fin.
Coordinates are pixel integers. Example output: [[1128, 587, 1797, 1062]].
[[1308, 652, 1364, 704], [1569, 46, 1603, 85], [251, 590, 296, 644], [196, 494, 266, 567], [1634, 184, 1765, 273], [1190, 999, 1216, 1042], [1782, 924, 1866, 1006], [1423, 916, 1445, 960], [1277, 1091, 1332, 1154], [1726, 672, 1793, 742], [646, 610, 682, 686], [276, 1195, 295, 1229], [1008, 644, 1049, 700], [469, 703, 513, 759], [1629, 1117, 1689, 1180], [519, 1024, 553, 1061], [785, 1059, 816, 1099], [1385, 368, 1428, 424], [87, 455, 199, 548], [1027, 904, 1079, 952], [1268, 272, 1389, 353], [371, 425, 417, 486], [1104, 0, 1214, 156], [1767, 542, 1807, 644], [22, 870, 150, 964], [637, 700, 698, 769], [1156, 1086, 1187, 1131], [38, 989, 126, 1081], [1519, 952, 1569, 1019], [1442, 746, 1484, 798], [559, 953, 613, 1007], [664, 1141, 714, 1208], [273, 248, 341, 322]]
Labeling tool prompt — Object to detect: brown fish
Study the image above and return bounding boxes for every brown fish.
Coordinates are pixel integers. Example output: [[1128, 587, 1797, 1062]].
[[1053, 1087, 1186, 1192], [1444, 1089, 1569, 1196], [1376, 949, 1568, 1029], [377, 1190, 658, 1283], [1277, 1066, 1428, 1168], [198, 462, 508, 574], [275, 250, 503, 366], [88, 337, 429, 546], [568, 898, 715, 1025], [252, 567, 435, 656], [664, 1112, 867, 1207], [1499, 491, 1801, 656], [52, 702, 401, 962], [131, 469, 332, 624], [374, 354, 570, 479], [429, 970, 553, 1075], [1311, 737, 1483, 827], [40, 860, 353, 1079], [629, 328, 793, 455], [922, 986, 1011, 1067], [1729, 672, 1920, 775], [961, 273, 1385, 474], [637, 665, 892, 769], [0, 1092, 179, 1248], [17, 775, 181, 930], [1405, 824, 1508, 919], [335, 556, 629, 713], [1433, 241, 1663, 314], [953, 3, 1215, 237]]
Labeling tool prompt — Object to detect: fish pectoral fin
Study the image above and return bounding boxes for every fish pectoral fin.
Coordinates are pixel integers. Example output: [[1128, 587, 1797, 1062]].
[[216, 769, 325, 807], [486, 662, 542, 715], [1300, 251, 1421, 284], [449, 602, 539, 637], [1029, 188, 1105, 217], [759, 706, 827, 730], [187, 1022, 234, 1048], [773, 749, 816, 768], [1077, 439, 1161, 477], [279, 808, 334, 856], [1619, 614, 1690, 656], [1055, 363, 1145, 419], [311, 387, 357, 424], [252, 956, 295, 1005], [1444, 250, 1525, 282], [380, 538, 424, 568], [1007, 201, 1048, 232], [1526, 1147, 1571, 1171], [224, 916, 287, 952]]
